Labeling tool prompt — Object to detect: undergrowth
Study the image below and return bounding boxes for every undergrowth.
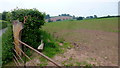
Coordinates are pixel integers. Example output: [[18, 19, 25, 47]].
[[39, 30, 73, 66], [2, 24, 13, 65]]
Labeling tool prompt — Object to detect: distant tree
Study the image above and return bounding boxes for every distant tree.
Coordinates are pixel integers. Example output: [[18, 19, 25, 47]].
[[73, 15, 76, 19], [94, 15, 97, 18], [6, 11, 12, 21], [66, 14, 70, 16], [48, 19, 52, 22], [60, 14, 71, 16], [45, 14, 50, 19], [56, 19, 61, 21], [2, 11, 8, 20], [77, 17, 83, 20], [86, 16, 93, 19], [107, 15, 111, 18], [89, 16, 94, 18], [62, 14, 66, 16], [86, 16, 90, 19], [0, 13, 2, 20]]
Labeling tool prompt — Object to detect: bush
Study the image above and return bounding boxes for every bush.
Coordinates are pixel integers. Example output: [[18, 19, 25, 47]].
[[2, 24, 13, 64], [11, 8, 45, 56]]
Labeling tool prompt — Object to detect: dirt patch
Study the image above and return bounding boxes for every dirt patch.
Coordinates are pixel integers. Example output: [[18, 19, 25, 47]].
[[48, 29, 118, 66], [25, 29, 118, 66]]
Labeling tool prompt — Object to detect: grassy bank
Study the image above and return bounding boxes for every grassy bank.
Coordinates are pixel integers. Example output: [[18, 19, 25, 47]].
[[1, 23, 13, 65], [38, 30, 73, 66]]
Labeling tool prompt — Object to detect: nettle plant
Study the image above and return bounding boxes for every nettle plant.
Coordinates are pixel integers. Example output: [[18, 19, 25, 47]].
[[11, 8, 45, 50]]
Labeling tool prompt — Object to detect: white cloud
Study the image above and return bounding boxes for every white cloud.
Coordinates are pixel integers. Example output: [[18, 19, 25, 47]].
[[0, 0, 119, 16]]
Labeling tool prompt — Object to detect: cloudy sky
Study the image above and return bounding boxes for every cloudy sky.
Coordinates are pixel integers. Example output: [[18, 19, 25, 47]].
[[0, 0, 119, 17]]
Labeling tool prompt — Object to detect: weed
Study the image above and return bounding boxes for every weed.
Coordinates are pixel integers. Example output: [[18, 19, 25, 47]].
[[65, 63, 74, 66], [75, 62, 82, 66]]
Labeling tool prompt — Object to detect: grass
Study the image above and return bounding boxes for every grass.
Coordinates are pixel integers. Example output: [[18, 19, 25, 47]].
[[40, 30, 73, 58], [40, 30, 61, 58], [2, 23, 14, 65], [37, 30, 73, 66], [0, 20, 9, 66], [42, 17, 118, 33], [0, 36, 2, 67]]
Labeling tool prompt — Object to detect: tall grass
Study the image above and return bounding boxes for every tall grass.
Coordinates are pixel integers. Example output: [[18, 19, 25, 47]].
[[40, 30, 61, 58], [39, 30, 73, 66]]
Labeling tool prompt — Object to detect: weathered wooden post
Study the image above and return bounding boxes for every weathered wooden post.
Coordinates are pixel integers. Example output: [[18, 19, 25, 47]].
[[12, 20, 23, 56]]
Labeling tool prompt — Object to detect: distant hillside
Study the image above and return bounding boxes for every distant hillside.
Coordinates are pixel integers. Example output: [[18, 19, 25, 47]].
[[45, 16, 73, 22]]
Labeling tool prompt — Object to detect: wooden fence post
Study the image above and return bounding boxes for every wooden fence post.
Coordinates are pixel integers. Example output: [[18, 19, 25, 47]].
[[12, 20, 23, 56]]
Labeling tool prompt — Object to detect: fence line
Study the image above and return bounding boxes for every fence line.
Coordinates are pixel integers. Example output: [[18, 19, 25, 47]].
[[13, 54, 21, 66], [13, 42, 36, 66], [17, 38, 61, 68], [13, 49, 24, 63]]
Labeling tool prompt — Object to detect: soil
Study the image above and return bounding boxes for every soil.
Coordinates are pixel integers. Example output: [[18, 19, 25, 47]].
[[47, 29, 118, 66], [25, 29, 118, 66]]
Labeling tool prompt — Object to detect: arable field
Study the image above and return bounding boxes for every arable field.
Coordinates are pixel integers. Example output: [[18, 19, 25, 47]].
[[42, 17, 118, 66]]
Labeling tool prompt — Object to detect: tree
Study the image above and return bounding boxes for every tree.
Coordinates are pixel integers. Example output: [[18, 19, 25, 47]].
[[73, 15, 76, 19], [56, 19, 61, 21], [0, 13, 2, 20], [6, 11, 12, 21], [89, 16, 94, 18], [94, 15, 97, 18], [48, 19, 53, 22], [2, 11, 8, 20], [45, 14, 50, 19], [77, 17, 83, 20]]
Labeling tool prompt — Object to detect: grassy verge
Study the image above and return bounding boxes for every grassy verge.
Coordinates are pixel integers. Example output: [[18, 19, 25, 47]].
[[38, 30, 73, 66], [0, 36, 2, 67], [2, 23, 14, 65]]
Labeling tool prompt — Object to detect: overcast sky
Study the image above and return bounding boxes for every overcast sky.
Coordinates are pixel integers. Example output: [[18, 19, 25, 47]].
[[0, 0, 119, 17]]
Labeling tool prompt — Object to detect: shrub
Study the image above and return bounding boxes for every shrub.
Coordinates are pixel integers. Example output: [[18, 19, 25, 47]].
[[11, 8, 45, 56]]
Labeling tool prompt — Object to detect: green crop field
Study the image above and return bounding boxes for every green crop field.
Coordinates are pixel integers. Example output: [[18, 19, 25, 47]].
[[42, 17, 118, 33]]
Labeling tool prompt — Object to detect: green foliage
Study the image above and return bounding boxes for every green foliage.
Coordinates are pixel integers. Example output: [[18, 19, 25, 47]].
[[11, 8, 45, 26], [11, 8, 45, 56], [40, 30, 61, 58], [0, 13, 2, 20], [0, 21, 8, 30], [2, 24, 13, 64], [6, 12, 12, 22], [2, 11, 8, 21]]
